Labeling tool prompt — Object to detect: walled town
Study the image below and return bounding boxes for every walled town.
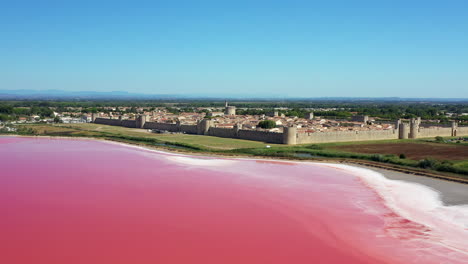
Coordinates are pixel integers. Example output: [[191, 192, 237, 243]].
[[90, 102, 468, 144], [2, 101, 468, 144]]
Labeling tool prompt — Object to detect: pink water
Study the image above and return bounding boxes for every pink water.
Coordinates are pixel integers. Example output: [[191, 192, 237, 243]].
[[1, 136, 467, 263]]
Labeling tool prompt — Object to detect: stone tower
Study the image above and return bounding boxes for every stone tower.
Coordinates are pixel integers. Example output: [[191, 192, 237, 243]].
[[234, 123, 243, 137], [452, 121, 458, 137], [224, 101, 236, 116], [305, 112, 314, 120], [363, 115, 369, 124], [91, 112, 98, 122], [399, 123, 409, 139], [409, 118, 419, 139], [395, 119, 401, 130], [197, 119, 212, 135], [283, 126, 297, 145], [136, 115, 148, 128]]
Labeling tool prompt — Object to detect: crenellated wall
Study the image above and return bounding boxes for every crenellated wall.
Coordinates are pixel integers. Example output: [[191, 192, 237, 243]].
[[417, 127, 453, 138], [121, 120, 137, 128], [143, 122, 179, 132], [94, 118, 121, 126], [237, 129, 283, 144], [296, 129, 398, 144], [180, 124, 198, 134], [208, 127, 237, 138], [456, 126, 468, 136], [94, 117, 468, 145], [94, 118, 137, 128]]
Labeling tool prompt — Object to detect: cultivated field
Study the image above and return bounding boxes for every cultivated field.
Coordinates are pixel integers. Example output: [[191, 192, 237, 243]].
[[331, 142, 468, 161]]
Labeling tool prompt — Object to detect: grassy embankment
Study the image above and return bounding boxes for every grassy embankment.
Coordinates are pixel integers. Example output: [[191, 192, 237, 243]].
[[5, 123, 468, 180]]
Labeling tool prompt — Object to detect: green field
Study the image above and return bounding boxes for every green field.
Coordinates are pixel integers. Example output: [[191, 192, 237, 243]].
[[23, 123, 280, 150]]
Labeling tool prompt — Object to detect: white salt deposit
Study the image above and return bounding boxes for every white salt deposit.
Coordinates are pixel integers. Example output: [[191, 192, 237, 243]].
[[322, 163, 468, 255]]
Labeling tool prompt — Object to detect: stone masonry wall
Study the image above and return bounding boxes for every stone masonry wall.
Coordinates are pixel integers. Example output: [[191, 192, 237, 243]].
[[417, 127, 453, 138], [94, 117, 468, 145], [208, 127, 237, 138], [296, 129, 398, 144], [143, 122, 179, 132], [237, 129, 283, 144], [180, 124, 198, 134]]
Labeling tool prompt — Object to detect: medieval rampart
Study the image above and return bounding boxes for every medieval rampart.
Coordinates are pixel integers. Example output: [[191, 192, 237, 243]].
[[456, 126, 468, 136], [208, 127, 237, 138], [94, 117, 468, 145], [143, 122, 179, 132], [417, 127, 453, 138], [121, 120, 137, 128], [180, 124, 198, 134], [94, 118, 121, 126], [296, 129, 398, 144], [237, 129, 283, 144], [94, 118, 137, 128]]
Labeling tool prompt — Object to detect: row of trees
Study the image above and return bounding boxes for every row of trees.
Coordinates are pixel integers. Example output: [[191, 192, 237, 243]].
[[0, 104, 54, 119], [1, 100, 467, 122]]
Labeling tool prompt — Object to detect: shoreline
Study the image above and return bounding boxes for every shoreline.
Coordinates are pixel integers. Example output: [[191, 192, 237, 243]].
[[3, 134, 468, 205]]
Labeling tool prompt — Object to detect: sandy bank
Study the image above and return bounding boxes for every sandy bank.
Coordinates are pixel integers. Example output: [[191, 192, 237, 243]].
[[366, 166, 468, 206]]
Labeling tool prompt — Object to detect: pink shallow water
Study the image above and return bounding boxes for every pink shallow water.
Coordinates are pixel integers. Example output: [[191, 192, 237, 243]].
[[0, 136, 467, 264]]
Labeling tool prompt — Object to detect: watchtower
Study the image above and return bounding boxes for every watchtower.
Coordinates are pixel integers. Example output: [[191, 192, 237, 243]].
[[224, 101, 236, 116], [452, 121, 458, 137], [234, 123, 243, 137], [409, 118, 419, 139], [197, 119, 212, 135], [136, 115, 149, 128], [283, 126, 297, 145], [395, 119, 401, 130], [399, 123, 409, 139]]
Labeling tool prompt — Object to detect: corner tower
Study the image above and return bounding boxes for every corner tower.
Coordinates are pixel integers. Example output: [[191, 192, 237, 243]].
[[283, 126, 297, 145]]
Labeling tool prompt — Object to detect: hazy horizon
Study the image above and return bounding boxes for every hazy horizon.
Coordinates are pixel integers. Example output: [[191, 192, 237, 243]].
[[3, 88, 468, 101]]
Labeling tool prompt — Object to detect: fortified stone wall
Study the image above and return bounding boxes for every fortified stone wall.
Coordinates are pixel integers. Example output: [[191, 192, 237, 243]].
[[237, 129, 283, 144], [456, 127, 468, 136], [94, 117, 468, 145], [94, 118, 121, 126], [94, 118, 138, 128], [180, 124, 198, 134], [419, 124, 451, 128], [417, 127, 453, 138], [143, 122, 179, 132], [121, 120, 137, 128], [296, 129, 398, 144], [208, 127, 237, 138]]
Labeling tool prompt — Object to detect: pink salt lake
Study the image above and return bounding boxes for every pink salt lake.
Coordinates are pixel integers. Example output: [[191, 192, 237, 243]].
[[1, 136, 467, 264]]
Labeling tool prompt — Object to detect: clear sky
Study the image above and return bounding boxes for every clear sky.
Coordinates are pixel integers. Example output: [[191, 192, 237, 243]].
[[1, 0, 467, 98]]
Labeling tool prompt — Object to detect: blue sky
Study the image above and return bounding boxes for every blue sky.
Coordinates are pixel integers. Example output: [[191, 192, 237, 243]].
[[1, 0, 467, 97]]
